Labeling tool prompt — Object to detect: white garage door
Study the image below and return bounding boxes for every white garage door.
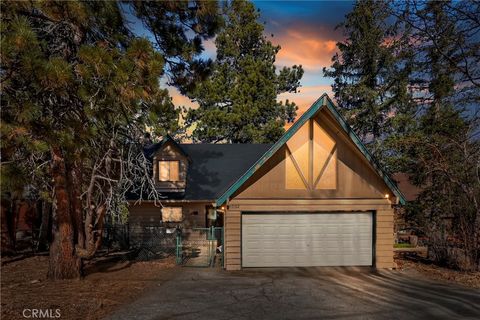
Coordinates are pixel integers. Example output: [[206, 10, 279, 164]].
[[242, 213, 373, 267]]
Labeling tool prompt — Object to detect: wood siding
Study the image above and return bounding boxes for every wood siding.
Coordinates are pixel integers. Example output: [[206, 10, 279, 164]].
[[224, 199, 394, 270], [232, 110, 393, 201], [128, 202, 209, 231], [224, 110, 395, 270], [153, 141, 188, 191]]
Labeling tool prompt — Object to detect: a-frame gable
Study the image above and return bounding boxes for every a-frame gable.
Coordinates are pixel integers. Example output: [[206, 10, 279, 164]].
[[216, 94, 406, 206], [157, 135, 190, 159], [321, 95, 405, 204]]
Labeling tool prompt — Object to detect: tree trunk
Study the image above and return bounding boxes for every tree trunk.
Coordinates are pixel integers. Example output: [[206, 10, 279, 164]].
[[0, 197, 16, 255], [37, 200, 51, 252], [67, 161, 85, 249], [48, 147, 81, 279]]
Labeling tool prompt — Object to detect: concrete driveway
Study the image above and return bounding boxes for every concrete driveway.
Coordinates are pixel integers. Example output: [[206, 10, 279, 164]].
[[108, 267, 480, 320]]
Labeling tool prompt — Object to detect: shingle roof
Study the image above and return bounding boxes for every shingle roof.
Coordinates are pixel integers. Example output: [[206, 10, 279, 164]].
[[138, 94, 406, 205], [140, 143, 272, 201], [180, 144, 272, 200]]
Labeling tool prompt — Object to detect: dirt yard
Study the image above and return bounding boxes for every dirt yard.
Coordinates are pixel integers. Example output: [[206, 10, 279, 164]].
[[1, 254, 176, 320], [395, 257, 480, 289]]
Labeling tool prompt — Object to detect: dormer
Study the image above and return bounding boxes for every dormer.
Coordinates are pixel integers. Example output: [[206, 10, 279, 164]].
[[152, 136, 189, 193]]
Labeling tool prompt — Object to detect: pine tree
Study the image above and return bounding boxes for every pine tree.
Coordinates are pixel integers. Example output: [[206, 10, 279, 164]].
[[0, 1, 220, 279], [380, 0, 480, 270], [323, 0, 413, 160], [186, 0, 303, 143], [394, 0, 480, 270]]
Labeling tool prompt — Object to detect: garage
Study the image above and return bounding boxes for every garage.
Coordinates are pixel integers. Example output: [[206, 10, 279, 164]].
[[220, 96, 404, 270], [242, 212, 373, 267]]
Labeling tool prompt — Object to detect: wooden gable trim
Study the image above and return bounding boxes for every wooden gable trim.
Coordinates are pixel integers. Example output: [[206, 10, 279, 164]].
[[155, 134, 190, 161], [215, 93, 406, 206], [322, 95, 406, 205], [215, 94, 327, 206]]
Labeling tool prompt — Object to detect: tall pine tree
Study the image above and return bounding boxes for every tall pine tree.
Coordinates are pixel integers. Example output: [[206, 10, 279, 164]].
[[0, 1, 220, 279], [392, 0, 479, 270], [323, 0, 413, 161], [186, 0, 303, 143]]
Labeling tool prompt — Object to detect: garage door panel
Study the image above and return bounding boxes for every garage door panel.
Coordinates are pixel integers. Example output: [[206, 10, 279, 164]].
[[242, 213, 373, 267]]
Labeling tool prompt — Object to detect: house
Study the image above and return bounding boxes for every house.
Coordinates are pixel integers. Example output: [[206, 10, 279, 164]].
[[128, 94, 405, 270]]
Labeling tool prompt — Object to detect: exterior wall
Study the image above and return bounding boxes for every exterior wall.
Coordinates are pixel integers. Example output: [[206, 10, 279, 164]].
[[224, 199, 394, 270], [234, 111, 392, 200], [128, 201, 210, 235], [223, 108, 395, 270], [128, 201, 214, 248], [153, 141, 188, 192]]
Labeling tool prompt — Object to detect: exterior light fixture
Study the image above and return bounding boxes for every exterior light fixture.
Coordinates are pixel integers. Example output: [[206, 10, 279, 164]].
[[385, 194, 389, 199]]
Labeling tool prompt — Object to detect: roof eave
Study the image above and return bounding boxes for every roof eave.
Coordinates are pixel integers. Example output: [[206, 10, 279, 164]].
[[161, 134, 191, 161], [322, 95, 406, 205]]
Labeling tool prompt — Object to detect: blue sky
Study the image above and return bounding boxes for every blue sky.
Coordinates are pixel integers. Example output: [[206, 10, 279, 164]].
[[252, 1, 354, 115], [126, 1, 355, 114]]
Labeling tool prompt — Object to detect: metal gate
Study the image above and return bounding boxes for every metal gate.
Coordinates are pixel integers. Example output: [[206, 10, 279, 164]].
[[176, 227, 223, 267]]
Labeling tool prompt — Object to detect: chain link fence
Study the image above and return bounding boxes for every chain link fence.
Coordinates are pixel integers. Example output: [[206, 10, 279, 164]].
[[100, 224, 223, 267], [101, 224, 177, 261], [177, 227, 223, 267]]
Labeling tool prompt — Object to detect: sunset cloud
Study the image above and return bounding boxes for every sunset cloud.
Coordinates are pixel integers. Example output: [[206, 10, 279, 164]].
[[165, 1, 352, 130], [279, 84, 334, 129], [273, 26, 339, 72]]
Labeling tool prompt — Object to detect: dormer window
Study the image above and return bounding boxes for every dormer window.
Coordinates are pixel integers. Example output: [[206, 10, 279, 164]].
[[152, 139, 187, 192], [158, 160, 179, 182]]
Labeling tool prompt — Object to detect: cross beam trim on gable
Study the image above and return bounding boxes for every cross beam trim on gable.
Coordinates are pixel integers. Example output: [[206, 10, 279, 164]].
[[215, 93, 406, 207]]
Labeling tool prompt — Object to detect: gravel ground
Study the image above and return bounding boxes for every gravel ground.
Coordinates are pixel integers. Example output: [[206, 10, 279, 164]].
[[1, 254, 176, 320], [395, 257, 480, 289]]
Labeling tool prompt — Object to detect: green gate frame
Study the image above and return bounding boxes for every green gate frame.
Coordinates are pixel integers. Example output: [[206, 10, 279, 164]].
[[176, 226, 223, 268]]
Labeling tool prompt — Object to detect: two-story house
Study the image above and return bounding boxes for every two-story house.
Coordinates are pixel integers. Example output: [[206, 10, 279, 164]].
[[128, 94, 405, 270]]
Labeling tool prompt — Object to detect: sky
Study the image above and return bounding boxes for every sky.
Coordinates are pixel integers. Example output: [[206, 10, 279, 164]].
[[166, 1, 355, 118]]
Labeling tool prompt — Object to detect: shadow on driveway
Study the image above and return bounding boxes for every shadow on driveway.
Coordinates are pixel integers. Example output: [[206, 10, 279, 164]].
[[108, 267, 480, 320]]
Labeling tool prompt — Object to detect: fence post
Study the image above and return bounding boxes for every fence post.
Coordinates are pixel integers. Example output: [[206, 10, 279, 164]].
[[176, 229, 182, 265]]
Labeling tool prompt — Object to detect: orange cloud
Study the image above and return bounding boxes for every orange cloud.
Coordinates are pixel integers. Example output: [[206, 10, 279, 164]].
[[169, 83, 333, 121], [273, 27, 339, 71], [167, 83, 334, 133], [202, 39, 216, 59]]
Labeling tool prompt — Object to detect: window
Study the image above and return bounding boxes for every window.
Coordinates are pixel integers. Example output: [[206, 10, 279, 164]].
[[158, 160, 179, 181], [285, 119, 337, 190], [162, 207, 182, 222]]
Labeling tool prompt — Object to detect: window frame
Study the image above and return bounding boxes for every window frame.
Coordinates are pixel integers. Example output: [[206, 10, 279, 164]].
[[162, 206, 183, 222], [285, 119, 337, 190], [158, 160, 180, 182]]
